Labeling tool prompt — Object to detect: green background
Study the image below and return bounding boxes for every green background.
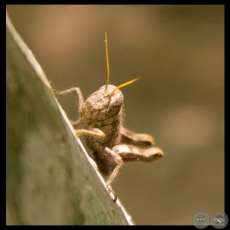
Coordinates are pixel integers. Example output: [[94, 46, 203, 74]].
[[6, 5, 224, 225]]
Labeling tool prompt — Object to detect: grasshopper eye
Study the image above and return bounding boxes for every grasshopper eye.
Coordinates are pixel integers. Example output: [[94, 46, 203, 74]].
[[103, 85, 123, 111], [109, 89, 124, 109]]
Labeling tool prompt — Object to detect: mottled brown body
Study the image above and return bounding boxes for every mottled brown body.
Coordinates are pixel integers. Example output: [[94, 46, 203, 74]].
[[50, 81, 163, 189], [49, 32, 163, 199], [80, 85, 124, 176]]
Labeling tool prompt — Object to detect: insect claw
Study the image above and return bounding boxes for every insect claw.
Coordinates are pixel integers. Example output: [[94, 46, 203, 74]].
[[107, 185, 117, 202]]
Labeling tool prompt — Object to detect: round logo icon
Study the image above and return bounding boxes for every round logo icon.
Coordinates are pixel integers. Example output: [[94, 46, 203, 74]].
[[211, 212, 228, 229], [193, 212, 210, 229]]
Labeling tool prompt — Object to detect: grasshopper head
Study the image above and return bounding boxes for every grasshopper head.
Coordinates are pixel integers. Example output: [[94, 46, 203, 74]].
[[100, 84, 124, 112]]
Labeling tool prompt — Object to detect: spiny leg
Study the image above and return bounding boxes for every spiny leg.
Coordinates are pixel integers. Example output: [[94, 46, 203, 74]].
[[104, 147, 123, 201], [105, 147, 123, 187], [106, 163, 123, 187], [106, 166, 121, 202], [112, 144, 163, 162], [49, 81, 84, 109]]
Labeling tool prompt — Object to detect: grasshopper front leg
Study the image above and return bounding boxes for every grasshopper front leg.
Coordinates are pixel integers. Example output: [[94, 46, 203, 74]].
[[75, 128, 105, 140], [50, 81, 84, 111], [50, 81, 85, 127]]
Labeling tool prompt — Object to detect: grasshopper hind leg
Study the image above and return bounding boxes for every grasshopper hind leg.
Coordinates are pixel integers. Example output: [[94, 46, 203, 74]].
[[112, 144, 163, 163], [94, 147, 123, 202]]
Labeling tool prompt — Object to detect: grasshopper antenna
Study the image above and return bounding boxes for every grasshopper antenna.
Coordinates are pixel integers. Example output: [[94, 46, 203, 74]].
[[111, 78, 140, 96], [107, 77, 140, 109], [104, 32, 139, 94], [105, 32, 110, 90]]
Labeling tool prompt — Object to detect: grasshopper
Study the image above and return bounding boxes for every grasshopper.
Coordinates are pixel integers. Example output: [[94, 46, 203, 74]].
[[50, 32, 163, 199]]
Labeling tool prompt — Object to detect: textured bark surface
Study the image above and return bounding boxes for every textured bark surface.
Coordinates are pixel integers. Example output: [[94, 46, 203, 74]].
[[6, 12, 131, 225]]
